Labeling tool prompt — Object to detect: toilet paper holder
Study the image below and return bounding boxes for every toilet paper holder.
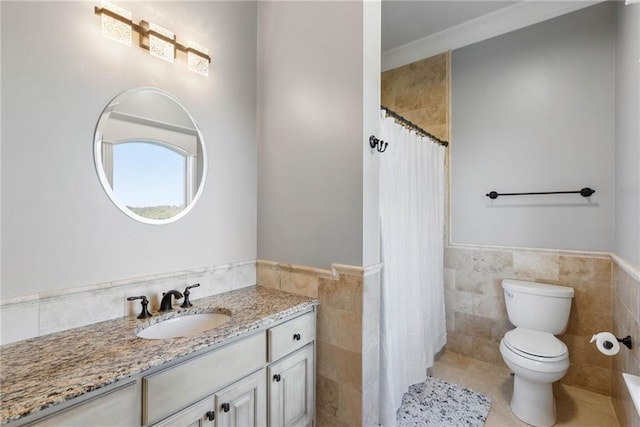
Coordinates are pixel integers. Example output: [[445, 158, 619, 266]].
[[603, 335, 633, 350]]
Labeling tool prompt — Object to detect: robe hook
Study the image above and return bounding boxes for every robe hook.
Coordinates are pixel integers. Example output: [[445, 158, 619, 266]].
[[369, 135, 388, 153]]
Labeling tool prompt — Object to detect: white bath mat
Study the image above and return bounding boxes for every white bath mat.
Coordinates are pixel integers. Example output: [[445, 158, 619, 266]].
[[396, 376, 491, 427]]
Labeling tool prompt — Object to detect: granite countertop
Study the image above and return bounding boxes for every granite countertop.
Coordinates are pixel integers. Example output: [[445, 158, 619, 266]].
[[0, 286, 319, 425]]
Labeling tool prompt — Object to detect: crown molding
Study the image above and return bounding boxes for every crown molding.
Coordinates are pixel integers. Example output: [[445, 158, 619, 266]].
[[382, 1, 604, 72]]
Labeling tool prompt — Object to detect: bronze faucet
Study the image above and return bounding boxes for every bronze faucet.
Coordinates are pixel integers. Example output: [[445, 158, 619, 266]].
[[159, 290, 183, 311]]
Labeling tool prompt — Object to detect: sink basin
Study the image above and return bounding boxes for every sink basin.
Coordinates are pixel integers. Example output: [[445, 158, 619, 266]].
[[137, 313, 231, 339]]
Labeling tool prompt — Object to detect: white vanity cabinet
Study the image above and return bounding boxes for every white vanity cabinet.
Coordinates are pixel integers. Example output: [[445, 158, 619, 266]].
[[146, 309, 316, 427], [18, 308, 316, 427], [267, 312, 315, 427]]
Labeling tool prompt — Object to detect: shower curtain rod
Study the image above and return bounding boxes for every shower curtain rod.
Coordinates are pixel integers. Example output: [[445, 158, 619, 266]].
[[381, 105, 449, 147]]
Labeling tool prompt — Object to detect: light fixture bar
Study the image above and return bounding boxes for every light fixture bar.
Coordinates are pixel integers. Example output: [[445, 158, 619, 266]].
[[139, 21, 176, 46], [94, 4, 211, 72], [94, 6, 140, 31], [177, 42, 211, 63]]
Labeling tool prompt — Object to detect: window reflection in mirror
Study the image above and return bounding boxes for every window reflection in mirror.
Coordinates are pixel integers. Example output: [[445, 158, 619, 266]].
[[94, 88, 207, 224], [112, 141, 186, 220]]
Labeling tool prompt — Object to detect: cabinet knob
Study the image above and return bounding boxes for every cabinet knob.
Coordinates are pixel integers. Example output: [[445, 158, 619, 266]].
[[273, 374, 281, 382], [293, 333, 301, 341], [221, 402, 230, 413], [206, 410, 215, 421]]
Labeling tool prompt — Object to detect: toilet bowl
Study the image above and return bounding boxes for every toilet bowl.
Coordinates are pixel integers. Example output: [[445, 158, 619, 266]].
[[500, 328, 569, 427], [499, 279, 574, 427]]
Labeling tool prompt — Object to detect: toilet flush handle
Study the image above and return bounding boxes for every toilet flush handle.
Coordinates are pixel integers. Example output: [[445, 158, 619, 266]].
[[505, 291, 514, 298]]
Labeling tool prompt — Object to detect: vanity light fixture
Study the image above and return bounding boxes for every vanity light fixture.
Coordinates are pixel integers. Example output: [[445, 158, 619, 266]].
[[94, 1, 211, 75]]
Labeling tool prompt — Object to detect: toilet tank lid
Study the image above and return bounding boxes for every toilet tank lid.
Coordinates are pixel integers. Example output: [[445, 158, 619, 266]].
[[502, 279, 574, 297]]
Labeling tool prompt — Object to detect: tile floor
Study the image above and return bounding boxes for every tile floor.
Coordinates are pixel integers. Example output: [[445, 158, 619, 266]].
[[431, 351, 620, 426]]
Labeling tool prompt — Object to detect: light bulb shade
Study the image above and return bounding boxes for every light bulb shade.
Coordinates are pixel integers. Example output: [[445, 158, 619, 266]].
[[100, 1, 132, 46], [187, 41, 209, 76], [149, 22, 175, 63]]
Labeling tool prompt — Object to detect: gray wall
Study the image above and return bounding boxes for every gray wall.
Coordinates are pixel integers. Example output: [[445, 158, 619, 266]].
[[451, 2, 616, 252], [1, 2, 257, 298], [615, 2, 640, 269], [257, 1, 379, 269]]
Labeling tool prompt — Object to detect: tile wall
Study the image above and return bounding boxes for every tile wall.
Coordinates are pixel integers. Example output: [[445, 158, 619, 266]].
[[444, 245, 613, 395], [257, 260, 381, 427], [381, 51, 450, 142], [0, 261, 256, 345], [611, 257, 640, 426]]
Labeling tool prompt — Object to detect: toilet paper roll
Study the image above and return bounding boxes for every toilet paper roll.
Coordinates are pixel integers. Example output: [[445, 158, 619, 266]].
[[590, 332, 620, 356]]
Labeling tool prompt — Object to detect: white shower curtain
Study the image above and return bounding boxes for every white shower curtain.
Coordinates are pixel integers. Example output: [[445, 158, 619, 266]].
[[378, 110, 447, 427]]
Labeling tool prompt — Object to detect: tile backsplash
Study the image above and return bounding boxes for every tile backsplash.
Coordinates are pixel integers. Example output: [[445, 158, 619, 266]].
[[0, 260, 256, 345]]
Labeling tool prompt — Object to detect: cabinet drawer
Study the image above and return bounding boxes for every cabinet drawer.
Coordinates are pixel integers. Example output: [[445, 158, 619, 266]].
[[268, 312, 315, 362], [30, 382, 138, 427], [143, 332, 265, 425]]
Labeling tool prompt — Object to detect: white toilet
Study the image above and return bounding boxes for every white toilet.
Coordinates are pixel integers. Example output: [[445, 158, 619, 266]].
[[499, 279, 574, 427]]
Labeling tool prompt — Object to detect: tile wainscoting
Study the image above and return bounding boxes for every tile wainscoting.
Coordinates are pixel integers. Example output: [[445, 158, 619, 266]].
[[444, 245, 613, 395], [611, 255, 640, 427], [0, 260, 256, 345], [257, 260, 381, 427], [446, 244, 640, 427]]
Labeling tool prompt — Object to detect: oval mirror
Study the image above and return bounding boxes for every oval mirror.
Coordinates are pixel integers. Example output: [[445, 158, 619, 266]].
[[94, 88, 207, 224]]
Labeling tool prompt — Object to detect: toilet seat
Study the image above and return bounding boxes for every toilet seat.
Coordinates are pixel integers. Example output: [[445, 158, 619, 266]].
[[503, 328, 568, 363]]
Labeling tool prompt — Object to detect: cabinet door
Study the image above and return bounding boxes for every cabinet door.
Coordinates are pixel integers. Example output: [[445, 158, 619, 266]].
[[268, 344, 314, 427], [214, 369, 266, 427], [30, 382, 138, 427], [151, 396, 215, 427]]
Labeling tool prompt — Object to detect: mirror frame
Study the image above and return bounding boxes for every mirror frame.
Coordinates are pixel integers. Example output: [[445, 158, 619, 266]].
[[94, 87, 207, 224]]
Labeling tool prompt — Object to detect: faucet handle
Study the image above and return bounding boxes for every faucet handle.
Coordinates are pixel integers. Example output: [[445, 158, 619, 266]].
[[127, 296, 152, 319], [186, 283, 200, 292], [181, 283, 200, 308]]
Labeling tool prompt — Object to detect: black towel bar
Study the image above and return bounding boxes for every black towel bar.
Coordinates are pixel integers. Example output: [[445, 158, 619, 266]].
[[486, 187, 595, 199]]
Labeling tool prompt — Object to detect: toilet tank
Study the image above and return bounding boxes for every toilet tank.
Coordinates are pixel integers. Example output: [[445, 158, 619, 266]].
[[502, 279, 574, 334]]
